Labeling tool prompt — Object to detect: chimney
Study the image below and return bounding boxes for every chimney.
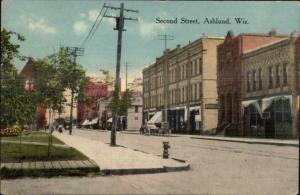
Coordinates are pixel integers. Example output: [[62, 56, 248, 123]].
[[177, 44, 181, 49]]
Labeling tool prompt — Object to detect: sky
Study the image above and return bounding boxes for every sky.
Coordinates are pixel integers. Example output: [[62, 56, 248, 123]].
[[2, 0, 300, 90]]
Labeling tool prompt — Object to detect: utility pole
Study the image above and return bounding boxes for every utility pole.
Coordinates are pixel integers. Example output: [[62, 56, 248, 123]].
[[66, 46, 84, 135], [104, 3, 138, 146], [156, 34, 174, 133], [126, 61, 128, 130]]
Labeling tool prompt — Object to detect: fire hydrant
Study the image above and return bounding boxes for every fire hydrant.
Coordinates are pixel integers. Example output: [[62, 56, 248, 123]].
[[163, 141, 170, 159]]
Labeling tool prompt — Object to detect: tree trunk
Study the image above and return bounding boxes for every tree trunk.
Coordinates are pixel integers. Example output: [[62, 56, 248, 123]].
[[69, 90, 74, 135]]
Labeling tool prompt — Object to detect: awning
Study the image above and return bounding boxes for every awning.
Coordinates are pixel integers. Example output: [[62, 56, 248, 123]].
[[147, 111, 162, 124], [242, 100, 262, 115], [147, 111, 156, 116], [195, 115, 201, 122], [90, 118, 98, 125], [82, 120, 89, 126], [262, 95, 292, 112], [167, 106, 188, 121], [190, 106, 200, 111]]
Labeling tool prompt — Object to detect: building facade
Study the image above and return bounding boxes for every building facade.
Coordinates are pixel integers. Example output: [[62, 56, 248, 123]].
[[143, 35, 224, 134], [217, 30, 288, 136], [242, 33, 300, 138], [77, 79, 108, 125], [20, 57, 47, 129], [127, 93, 143, 131]]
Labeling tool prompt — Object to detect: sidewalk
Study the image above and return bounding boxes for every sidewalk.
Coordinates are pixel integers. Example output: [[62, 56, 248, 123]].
[[53, 131, 189, 175], [190, 135, 299, 147]]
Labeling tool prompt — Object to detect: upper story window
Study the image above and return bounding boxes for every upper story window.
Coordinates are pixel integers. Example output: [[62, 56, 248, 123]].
[[186, 63, 189, 78], [275, 65, 280, 87], [283, 63, 288, 86], [268, 66, 273, 89], [246, 71, 251, 92], [258, 69, 262, 90], [252, 70, 256, 91]]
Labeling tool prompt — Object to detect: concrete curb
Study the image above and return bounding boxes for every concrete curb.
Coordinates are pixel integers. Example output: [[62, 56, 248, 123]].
[[0, 160, 100, 179], [99, 163, 190, 176], [190, 136, 299, 147]]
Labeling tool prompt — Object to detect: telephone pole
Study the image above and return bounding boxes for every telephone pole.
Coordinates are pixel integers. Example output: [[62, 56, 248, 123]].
[[104, 3, 138, 146], [157, 34, 174, 133], [65, 46, 84, 135], [125, 61, 129, 131]]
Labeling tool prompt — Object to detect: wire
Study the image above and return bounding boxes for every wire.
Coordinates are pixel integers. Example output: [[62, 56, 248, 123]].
[[80, 3, 106, 48], [87, 7, 108, 44]]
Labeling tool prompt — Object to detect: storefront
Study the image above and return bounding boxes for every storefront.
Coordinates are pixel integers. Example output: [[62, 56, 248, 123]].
[[167, 106, 187, 133], [189, 106, 202, 133], [243, 95, 293, 138]]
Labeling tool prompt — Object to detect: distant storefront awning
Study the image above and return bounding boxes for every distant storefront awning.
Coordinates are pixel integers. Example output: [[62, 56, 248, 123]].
[[82, 120, 89, 126], [262, 95, 292, 112], [90, 118, 98, 125], [190, 106, 200, 121], [190, 106, 200, 111], [147, 111, 162, 124], [242, 100, 262, 115], [168, 106, 188, 121], [147, 111, 156, 116]]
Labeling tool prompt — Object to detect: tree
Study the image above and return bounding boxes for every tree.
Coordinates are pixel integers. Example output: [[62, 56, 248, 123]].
[[34, 58, 65, 123], [100, 69, 114, 89], [108, 89, 133, 131], [56, 48, 87, 135], [0, 28, 36, 129]]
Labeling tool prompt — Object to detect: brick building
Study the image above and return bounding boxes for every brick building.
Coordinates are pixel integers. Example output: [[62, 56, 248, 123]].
[[242, 33, 299, 138], [296, 34, 300, 135], [217, 30, 288, 136], [20, 57, 47, 129], [77, 79, 108, 125]]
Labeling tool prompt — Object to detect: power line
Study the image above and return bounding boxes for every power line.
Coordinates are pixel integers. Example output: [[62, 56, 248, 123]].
[[80, 3, 106, 47], [87, 7, 108, 44]]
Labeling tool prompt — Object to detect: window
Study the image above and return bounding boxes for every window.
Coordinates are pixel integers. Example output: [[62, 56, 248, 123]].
[[186, 63, 189, 78], [258, 69, 262, 90], [269, 66, 273, 88], [276, 65, 280, 87], [191, 61, 194, 76], [186, 86, 189, 101], [252, 70, 256, 91], [283, 63, 288, 85], [196, 60, 199, 74], [195, 84, 198, 100], [247, 71, 251, 92], [135, 106, 139, 113], [135, 116, 138, 120], [182, 87, 185, 102], [199, 58, 202, 75]]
